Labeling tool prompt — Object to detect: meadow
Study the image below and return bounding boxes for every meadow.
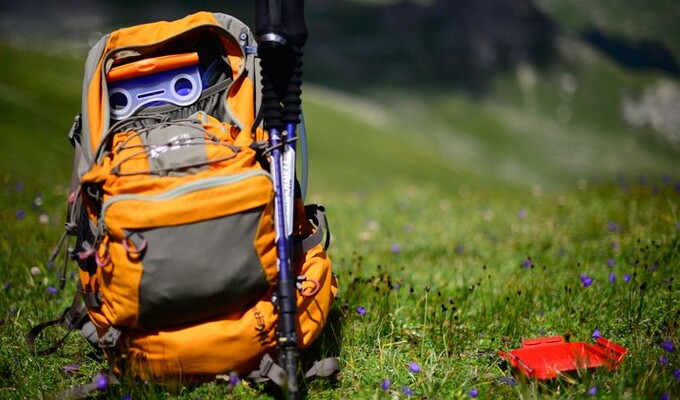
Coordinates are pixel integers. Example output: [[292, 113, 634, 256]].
[[1, 38, 679, 400]]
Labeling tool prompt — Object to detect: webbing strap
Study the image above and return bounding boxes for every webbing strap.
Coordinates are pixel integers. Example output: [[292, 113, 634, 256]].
[[248, 353, 288, 386], [247, 353, 339, 386], [80, 321, 99, 348], [50, 374, 119, 400], [77, 280, 102, 308], [26, 290, 89, 355], [304, 357, 340, 378], [293, 204, 330, 259], [26, 318, 72, 356], [306, 204, 330, 251]]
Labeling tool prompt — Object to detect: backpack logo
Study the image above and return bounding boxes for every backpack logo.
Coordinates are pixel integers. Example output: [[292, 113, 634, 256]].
[[149, 133, 194, 159]]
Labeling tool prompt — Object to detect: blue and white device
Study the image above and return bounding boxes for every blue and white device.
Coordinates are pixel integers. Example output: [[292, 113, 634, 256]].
[[107, 53, 203, 120]]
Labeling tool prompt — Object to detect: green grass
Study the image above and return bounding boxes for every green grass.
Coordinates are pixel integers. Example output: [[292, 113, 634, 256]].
[[1, 41, 679, 399], [2, 173, 678, 399], [0, 43, 82, 185]]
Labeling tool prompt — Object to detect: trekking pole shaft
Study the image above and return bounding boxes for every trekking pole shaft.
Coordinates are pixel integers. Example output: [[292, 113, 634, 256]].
[[256, 1, 307, 398], [269, 127, 300, 399]]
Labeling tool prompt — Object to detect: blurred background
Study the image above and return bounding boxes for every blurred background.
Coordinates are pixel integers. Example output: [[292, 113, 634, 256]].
[[1, 0, 678, 194]]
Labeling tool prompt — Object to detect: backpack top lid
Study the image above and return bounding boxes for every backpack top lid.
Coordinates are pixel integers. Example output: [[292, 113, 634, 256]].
[[80, 12, 260, 170]]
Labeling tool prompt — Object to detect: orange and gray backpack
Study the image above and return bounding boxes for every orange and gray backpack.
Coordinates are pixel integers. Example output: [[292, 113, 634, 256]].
[[28, 10, 337, 395]]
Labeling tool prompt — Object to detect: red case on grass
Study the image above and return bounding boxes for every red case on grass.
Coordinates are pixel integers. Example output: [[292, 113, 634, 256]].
[[498, 336, 628, 380]]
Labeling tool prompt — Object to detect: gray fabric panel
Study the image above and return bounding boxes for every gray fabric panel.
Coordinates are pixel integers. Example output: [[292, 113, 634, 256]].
[[214, 13, 254, 48], [80, 34, 109, 169], [213, 12, 259, 132], [141, 121, 209, 176], [137, 208, 268, 329]]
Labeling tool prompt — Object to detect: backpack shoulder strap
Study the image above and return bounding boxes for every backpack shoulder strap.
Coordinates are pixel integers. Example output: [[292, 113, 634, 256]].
[[26, 285, 89, 355]]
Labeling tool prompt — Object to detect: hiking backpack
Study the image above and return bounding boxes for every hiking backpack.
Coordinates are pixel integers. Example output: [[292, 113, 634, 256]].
[[28, 11, 337, 387]]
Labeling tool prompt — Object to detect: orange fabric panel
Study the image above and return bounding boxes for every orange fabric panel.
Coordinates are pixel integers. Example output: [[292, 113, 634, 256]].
[[106, 12, 219, 49], [255, 200, 279, 287], [124, 241, 336, 378], [96, 239, 144, 327], [102, 173, 273, 237]]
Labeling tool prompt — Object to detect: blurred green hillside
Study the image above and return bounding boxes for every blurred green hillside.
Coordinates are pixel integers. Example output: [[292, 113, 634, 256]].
[[1, 0, 679, 196]]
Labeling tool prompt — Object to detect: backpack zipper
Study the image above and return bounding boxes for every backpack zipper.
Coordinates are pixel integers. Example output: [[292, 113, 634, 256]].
[[99, 170, 271, 234]]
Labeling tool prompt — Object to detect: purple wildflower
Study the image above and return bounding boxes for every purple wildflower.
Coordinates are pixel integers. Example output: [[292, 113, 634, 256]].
[[408, 361, 421, 373], [402, 385, 414, 396], [64, 363, 79, 373], [521, 258, 533, 268], [95, 373, 108, 391], [611, 241, 620, 251], [356, 306, 366, 316], [228, 371, 240, 387], [390, 243, 402, 254], [122, 395, 132, 400], [381, 379, 391, 391], [661, 340, 675, 353], [15, 181, 24, 192], [673, 369, 680, 381], [659, 356, 669, 366], [47, 286, 58, 295], [469, 388, 479, 398], [623, 274, 632, 283], [648, 262, 657, 272], [660, 392, 670, 400], [517, 208, 527, 220], [16, 209, 25, 220], [588, 385, 597, 396], [580, 274, 594, 287], [609, 272, 616, 283], [607, 221, 620, 233], [3, 282, 11, 291], [607, 259, 615, 268], [592, 328, 601, 340]]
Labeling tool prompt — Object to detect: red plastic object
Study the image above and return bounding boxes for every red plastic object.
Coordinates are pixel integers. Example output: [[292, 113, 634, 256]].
[[498, 336, 628, 380]]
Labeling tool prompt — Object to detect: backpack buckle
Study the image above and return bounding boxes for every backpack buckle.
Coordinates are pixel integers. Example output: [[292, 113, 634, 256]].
[[68, 113, 82, 148], [98, 327, 122, 348]]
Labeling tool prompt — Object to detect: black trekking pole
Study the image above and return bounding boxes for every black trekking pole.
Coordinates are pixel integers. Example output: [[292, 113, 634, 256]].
[[255, 1, 307, 398]]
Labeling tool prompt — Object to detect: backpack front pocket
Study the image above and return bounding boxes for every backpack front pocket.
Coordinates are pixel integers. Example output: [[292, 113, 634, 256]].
[[95, 170, 277, 330]]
